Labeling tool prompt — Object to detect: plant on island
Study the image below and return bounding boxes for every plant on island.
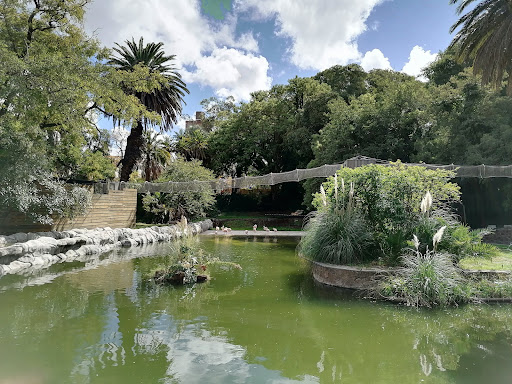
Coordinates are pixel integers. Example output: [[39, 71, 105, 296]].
[[152, 217, 241, 286]]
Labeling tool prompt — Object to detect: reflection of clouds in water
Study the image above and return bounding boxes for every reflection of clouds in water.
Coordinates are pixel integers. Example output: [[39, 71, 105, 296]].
[[137, 315, 318, 383]]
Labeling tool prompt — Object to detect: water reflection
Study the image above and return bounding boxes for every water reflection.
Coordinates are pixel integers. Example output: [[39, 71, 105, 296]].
[[0, 237, 511, 383]]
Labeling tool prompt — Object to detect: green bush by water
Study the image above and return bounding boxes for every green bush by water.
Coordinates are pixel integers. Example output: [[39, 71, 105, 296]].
[[305, 163, 499, 265], [299, 206, 372, 265], [381, 249, 468, 307]]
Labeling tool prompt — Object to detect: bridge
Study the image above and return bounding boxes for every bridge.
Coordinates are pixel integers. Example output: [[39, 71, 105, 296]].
[[96, 156, 512, 194]]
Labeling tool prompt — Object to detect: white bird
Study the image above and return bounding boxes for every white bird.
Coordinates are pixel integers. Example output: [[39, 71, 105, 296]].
[[273, 228, 277, 232], [263, 226, 270, 232], [223, 227, 228, 233], [253, 224, 257, 231], [227, 227, 232, 232], [216, 226, 220, 231]]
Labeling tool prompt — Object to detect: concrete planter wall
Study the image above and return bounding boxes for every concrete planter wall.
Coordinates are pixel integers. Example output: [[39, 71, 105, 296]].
[[0, 220, 212, 276], [310, 259, 512, 291], [310, 260, 392, 290]]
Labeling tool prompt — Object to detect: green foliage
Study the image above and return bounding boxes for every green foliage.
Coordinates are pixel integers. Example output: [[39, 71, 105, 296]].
[[77, 150, 116, 181], [141, 131, 171, 181], [416, 70, 512, 166], [142, 157, 216, 223], [422, 50, 467, 86], [306, 164, 467, 265], [298, 202, 373, 265], [314, 163, 460, 233], [442, 225, 500, 261], [152, 221, 241, 285], [109, 38, 189, 131], [468, 279, 512, 299], [381, 247, 468, 307], [449, 0, 512, 94], [313, 64, 367, 102], [207, 77, 334, 176], [381, 228, 470, 307], [174, 127, 209, 162], [0, 0, 159, 223], [310, 71, 430, 168]]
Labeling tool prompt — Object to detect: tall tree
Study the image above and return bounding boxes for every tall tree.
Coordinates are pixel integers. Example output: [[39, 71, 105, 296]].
[[109, 37, 189, 181], [141, 131, 171, 181], [0, 0, 146, 223], [449, 0, 512, 94]]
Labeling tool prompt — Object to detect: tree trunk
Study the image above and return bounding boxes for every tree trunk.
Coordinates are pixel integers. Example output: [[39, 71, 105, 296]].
[[120, 121, 144, 181]]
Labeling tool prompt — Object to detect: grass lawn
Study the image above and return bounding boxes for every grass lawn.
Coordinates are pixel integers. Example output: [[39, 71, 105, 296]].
[[459, 245, 512, 270]]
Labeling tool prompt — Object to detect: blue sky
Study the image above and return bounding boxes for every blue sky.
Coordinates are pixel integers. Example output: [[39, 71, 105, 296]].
[[84, 0, 464, 133]]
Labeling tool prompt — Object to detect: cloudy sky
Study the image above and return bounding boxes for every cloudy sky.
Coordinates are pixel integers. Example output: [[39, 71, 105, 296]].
[[84, 0, 463, 130]]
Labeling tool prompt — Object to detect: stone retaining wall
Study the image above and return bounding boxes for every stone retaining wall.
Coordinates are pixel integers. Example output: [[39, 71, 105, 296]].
[[310, 260, 512, 291], [310, 260, 392, 290], [0, 220, 212, 276]]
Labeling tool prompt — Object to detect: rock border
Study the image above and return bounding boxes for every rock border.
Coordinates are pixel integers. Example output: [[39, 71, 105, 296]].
[[310, 260, 394, 290], [0, 220, 212, 276]]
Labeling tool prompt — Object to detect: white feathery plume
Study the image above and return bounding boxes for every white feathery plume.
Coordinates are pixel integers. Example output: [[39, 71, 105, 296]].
[[349, 182, 354, 199], [432, 226, 446, 249], [420, 191, 433, 213], [341, 178, 345, 193], [412, 234, 420, 251], [320, 185, 327, 206], [334, 174, 338, 203]]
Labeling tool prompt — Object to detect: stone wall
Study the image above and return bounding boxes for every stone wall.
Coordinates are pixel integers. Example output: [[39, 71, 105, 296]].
[[0, 219, 213, 275], [0, 189, 137, 235], [310, 260, 392, 290]]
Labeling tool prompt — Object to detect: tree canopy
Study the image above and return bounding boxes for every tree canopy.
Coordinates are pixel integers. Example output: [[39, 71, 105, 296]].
[[449, 0, 512, 94], [0, 0, 178, 222]]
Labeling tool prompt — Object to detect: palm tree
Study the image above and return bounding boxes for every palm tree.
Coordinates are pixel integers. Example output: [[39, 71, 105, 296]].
[[141, 131, 171, 181], [449, 0, 512, 94], [109, 37, 189, 181], [174, 126, 209, 161]]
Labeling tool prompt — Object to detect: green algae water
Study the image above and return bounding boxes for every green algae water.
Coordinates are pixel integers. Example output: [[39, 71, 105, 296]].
[[1, 236, 512, 383]]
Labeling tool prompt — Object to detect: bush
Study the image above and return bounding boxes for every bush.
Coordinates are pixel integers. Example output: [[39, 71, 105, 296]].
[[310, 163, 461, 263], [299, 186, 373, 265], [380, 232, 468, 307], [313, 162, 460, 233], [141, 157, 216, 223]]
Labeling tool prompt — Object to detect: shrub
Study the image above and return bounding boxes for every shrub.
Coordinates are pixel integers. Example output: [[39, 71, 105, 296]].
[[442, 225, 500, 261], [380, 231, 468, 307], [141, 157, 216, 223], [299, 185, 373, 265], [311, 163, 461, 263], [313, 162, 460, 233]]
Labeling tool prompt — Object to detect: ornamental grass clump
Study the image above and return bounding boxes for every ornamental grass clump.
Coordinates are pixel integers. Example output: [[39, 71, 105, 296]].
[[299, 180, 373, 265], [381, 229, 468, 307]]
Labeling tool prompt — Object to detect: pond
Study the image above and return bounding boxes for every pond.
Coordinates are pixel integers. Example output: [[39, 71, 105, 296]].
[[0, 236, 512, 383]]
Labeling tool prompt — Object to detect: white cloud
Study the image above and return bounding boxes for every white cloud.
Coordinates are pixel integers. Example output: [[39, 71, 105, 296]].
[[360, 49, 391, 71], [402, 46, 438, 81], [84, 0, 266, 100], [237, 0, 384, 70], [183, 47, 271, 101]]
